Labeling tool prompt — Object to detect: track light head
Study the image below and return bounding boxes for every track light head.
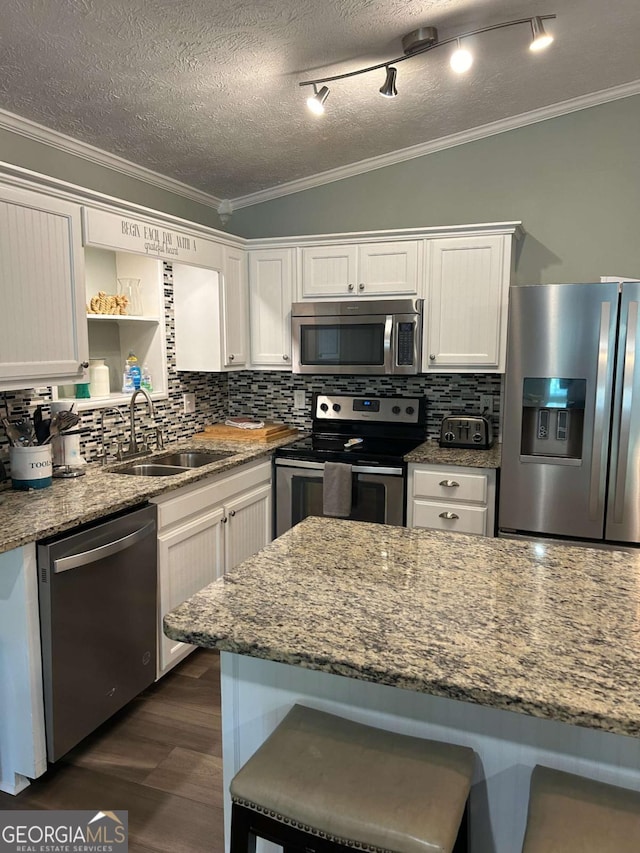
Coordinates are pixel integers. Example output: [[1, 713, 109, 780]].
[[379, 66, 398, 98], [450, 40, 473, 73], [307, 85, 330, 115], [529, 16, 554, 51]]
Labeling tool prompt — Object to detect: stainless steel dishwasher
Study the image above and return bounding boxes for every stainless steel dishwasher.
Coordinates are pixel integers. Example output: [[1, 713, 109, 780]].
[[37, 503, 157, 762]]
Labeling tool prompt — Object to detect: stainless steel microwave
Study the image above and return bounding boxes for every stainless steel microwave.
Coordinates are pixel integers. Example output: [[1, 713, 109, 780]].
[[291, 299, 423, 375]]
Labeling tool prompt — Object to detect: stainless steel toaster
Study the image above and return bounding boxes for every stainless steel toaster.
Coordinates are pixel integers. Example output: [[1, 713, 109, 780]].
[[439, 415, 494, 449]]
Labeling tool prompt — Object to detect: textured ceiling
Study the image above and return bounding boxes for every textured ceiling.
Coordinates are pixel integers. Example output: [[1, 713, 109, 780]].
[[0, 0, 639, 202]]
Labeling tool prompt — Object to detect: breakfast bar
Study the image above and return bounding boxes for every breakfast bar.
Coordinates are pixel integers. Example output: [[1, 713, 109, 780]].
[[163, 517, 640, 852]]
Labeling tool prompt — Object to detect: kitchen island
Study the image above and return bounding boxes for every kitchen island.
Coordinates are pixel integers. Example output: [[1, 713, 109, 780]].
[[164, 516, 640, 853]]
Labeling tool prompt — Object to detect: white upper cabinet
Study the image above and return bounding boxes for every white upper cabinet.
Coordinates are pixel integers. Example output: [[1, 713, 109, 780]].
[[424, 233, 514, 373], [249, 248, 294, 368], [300, 240, 420, 298], [222, 245, 249, 368], [173, 244, 248, 372], [0, 184, 88, 391]]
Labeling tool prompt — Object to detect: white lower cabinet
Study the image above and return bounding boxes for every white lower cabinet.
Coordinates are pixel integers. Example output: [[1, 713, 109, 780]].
[[154, 459, 272, 676], [407, 463, 496, 537]]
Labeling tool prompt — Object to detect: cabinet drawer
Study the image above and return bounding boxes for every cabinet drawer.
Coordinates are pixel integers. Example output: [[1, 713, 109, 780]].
[[412, 501, 487, 535], [412, 469, 488, 503], [154, 459, 271, 530]]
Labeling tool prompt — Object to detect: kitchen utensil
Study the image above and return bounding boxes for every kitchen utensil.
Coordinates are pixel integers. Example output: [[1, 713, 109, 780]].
[[1, 416, 22, 446], [35, 417, 51, 446], [56, 410, 81, 433]]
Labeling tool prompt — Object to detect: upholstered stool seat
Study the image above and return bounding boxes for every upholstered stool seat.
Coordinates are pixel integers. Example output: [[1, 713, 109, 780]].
[[522, 765, 640, 852], [230, 703, 475, 853]]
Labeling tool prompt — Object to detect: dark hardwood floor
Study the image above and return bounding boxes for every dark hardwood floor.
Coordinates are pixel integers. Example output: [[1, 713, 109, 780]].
[[0, 649, 224, 853]]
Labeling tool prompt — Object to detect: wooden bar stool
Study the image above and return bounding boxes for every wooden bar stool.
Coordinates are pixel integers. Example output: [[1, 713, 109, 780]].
[[230, 703, 475, 853], [522, 765, 640, 852]]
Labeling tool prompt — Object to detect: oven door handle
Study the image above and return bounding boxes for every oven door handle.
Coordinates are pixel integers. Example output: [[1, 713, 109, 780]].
[[275, 458, 403, 476]]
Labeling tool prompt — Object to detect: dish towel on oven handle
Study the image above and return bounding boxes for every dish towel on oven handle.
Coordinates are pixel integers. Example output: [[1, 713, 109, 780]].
[[323, 462, 353, 518]]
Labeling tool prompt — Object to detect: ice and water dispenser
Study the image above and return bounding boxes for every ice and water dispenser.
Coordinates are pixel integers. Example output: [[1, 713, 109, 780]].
[[520, 378, 586, 459]]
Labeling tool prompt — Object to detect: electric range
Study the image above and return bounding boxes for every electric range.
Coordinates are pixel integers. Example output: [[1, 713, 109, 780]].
[[274, 393, 427, 536]]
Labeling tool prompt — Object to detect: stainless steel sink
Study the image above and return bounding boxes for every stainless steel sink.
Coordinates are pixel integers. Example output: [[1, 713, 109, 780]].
[[110, 449, 235, 477], [114, 463, 192, 477], [151, 450, 233, 468]]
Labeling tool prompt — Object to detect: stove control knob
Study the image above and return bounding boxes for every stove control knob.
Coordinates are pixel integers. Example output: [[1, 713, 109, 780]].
[[392, 405, 401, 415], [320, 403, 329, 412], [406, 406, 415, 415], [332, 403, 341, 412]]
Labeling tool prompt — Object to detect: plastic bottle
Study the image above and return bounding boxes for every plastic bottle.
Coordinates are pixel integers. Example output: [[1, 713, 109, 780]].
[[122, 364, 135, 394], [126, 351, 142, 390], [141, 364, 153, 392]]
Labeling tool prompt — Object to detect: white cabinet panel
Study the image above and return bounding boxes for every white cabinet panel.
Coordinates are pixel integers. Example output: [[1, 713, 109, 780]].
[[0, 185, 88, 390], [222, 246, 248, 368], [154, 459, 272, 676], [301, 245, 358, 297], [225, 484, 272, 572], [174, 245, 248, 372], [408, 463, 496, 537], [425, 235, 511, 372], [357, 241, 419, 296], [411, 501, 488, 535], [249, 249, 294, 367], [158, 508, 225, 673], [300, 241, 420, 299]]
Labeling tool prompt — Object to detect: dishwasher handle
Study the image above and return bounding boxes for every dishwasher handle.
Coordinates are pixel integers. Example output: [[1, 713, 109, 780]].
[[53, 520, 156, 574]]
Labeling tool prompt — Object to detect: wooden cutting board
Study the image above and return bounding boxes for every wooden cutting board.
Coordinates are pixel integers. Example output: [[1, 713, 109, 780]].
[[193, 422, 299, 442]]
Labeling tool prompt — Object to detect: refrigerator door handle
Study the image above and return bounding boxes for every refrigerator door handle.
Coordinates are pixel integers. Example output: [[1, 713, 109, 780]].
[[612, 300, 637, 523], [589, 301, 612, 521]]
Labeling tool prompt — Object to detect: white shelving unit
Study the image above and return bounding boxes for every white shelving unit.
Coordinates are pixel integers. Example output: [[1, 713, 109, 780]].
[[56, 247, 167, 410]]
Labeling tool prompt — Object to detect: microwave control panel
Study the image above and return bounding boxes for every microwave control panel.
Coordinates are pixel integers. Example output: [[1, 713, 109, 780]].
[[397, 322, 415, 365]]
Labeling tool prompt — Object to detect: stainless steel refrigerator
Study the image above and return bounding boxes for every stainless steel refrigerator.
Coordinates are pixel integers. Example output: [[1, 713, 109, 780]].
[[500, 281, 640, 543]]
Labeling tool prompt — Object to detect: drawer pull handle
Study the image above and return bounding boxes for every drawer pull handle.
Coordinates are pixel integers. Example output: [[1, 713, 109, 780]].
[[439, 479, 460, 488], [439, 511, 459, 520]]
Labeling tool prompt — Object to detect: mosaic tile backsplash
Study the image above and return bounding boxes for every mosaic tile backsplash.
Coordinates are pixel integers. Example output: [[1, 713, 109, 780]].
[[228, 372, 502, 435], [1, 261, 501, 480]]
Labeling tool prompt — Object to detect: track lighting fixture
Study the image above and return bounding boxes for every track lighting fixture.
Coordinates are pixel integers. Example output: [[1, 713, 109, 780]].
[[450, 39, 473, 74], [307, 84, 330, 115], [529, 16, 554, 51], [379, 66, 398, 98], [301, 14, 556, 113]]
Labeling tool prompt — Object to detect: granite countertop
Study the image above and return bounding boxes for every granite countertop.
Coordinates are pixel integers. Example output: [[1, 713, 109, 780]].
[[0, 433, 300, 556], [405, 439, 501, 468], [164, 516, 640, 738]]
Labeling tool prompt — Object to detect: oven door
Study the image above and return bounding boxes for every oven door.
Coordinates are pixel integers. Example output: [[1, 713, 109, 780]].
[[275, 458, 405, 537]]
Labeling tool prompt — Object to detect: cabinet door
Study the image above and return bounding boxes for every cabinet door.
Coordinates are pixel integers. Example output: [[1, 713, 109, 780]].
[[425, 235, 510, 372], [224, 484, 272, 572], [358, 241, 419, 296], [222, 246, 248, 369], [249, 249, 294, 367], [158, 506, 225, 674], [0, 185, 88, 391], [301, 245, 358, 298]]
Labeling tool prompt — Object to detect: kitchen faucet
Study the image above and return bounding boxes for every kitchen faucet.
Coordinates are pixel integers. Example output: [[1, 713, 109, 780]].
[[128, 387, 162, 456], [99, 407, 126, 464]]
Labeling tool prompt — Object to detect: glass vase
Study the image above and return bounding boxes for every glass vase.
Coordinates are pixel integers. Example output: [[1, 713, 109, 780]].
[[117, 278, 143, 315]]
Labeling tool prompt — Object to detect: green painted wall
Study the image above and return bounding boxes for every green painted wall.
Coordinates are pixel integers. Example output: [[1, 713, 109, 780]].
[[228, 96, 640, 284], [0, 127, 224, 229]]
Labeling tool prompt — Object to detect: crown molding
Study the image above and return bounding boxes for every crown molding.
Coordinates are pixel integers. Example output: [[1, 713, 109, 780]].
[[230, 79, 640, 210], [0, 106, 223, 210]]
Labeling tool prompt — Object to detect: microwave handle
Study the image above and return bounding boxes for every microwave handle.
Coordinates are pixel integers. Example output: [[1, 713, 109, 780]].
[[383, 315, 394, 372]]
